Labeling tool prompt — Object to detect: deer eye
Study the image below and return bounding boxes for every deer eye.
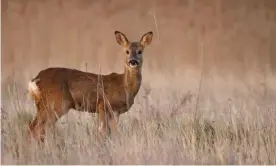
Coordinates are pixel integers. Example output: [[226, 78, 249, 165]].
[[137, 50, 142, 54], [126, 50, 129, 54]]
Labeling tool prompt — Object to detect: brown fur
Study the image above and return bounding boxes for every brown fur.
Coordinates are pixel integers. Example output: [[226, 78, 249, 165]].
[[28, 31, 153, 142]]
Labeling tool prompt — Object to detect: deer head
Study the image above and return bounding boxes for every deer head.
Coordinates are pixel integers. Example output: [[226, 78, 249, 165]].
[[115, 31, 153, 73]]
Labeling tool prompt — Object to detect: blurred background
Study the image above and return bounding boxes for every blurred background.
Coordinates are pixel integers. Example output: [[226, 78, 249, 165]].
[[2, 0, 276, 101]]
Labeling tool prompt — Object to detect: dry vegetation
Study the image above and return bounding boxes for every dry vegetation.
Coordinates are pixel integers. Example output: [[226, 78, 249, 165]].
[[1, 0, 276, 164]]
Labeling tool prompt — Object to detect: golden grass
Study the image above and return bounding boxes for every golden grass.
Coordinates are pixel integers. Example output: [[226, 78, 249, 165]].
[[2, 85, 276, 164], [2, 0, 276, 164]]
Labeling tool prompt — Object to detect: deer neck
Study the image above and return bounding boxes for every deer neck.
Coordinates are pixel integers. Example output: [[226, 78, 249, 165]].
[[123, 66, 142, 98]]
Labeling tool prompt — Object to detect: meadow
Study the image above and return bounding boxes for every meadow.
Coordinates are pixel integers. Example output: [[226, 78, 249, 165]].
[[2, 0, 276, 164]]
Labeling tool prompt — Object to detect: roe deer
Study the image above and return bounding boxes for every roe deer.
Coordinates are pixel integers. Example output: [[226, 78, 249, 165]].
[[28, 31, 153, 142]]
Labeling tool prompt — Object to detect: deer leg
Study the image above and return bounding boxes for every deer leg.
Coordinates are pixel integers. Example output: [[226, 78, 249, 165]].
[[28, 115, 39, 143], [28, 97, 74, 143], [97, 102, 109, 137], [29, 82, 75, 143], [98, 106, 120, 139], [28, 108, 49, 143], [109, 111, 120, 138]]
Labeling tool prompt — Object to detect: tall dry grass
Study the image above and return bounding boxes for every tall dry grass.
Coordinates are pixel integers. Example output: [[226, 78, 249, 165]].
[[2, 0, 276, 164]]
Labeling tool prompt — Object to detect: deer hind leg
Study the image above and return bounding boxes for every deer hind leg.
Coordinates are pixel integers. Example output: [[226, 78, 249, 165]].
[[28, 80, 75, 143], [28, 98, 74, 143], [28, 105, 48, 143], [29, 94, 75, 143]]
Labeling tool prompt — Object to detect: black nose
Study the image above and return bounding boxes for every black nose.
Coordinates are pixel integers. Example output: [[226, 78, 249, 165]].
[[128, 59, 139, 66]]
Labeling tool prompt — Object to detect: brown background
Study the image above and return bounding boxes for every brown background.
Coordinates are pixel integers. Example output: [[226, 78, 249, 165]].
[[2, 0, 276, 100]]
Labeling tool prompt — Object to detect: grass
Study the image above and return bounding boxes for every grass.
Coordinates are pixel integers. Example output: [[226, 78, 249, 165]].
[[1, 82, 276, 164]]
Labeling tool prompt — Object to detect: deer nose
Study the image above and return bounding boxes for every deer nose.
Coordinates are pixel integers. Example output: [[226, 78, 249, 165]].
[[128, 59, 139, 67]]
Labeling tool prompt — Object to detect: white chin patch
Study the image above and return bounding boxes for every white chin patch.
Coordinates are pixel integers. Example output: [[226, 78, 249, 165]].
[[129, 64, 138, 68]]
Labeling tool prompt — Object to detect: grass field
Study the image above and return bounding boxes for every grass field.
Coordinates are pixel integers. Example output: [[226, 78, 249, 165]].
[[2, 0, 276, 164]]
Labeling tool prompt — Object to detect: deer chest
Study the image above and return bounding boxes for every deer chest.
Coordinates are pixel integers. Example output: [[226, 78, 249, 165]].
[[108, 90, 135, 114]]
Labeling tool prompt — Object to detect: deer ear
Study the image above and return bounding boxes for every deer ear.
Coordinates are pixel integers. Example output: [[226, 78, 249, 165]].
[[115, 31, 130, 47], [140, 31, 153, 47]]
